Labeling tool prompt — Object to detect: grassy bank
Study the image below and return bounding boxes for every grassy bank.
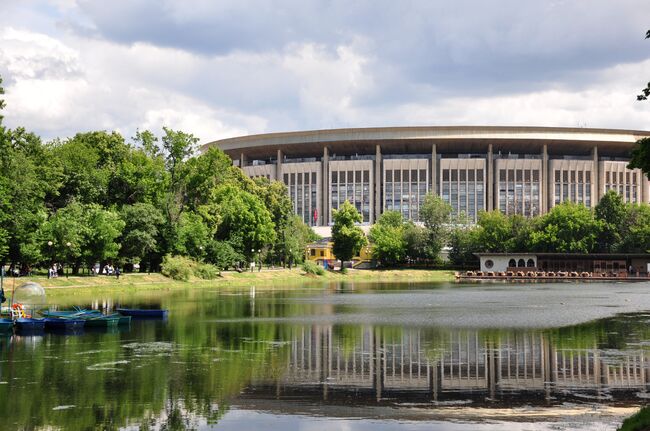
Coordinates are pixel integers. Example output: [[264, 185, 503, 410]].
[[618, 406, 650, 431], [4, 268, 454, 296]]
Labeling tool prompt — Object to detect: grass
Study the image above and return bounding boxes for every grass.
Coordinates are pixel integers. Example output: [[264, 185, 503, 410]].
[[618, 406, 650, 431], [3, 267, 455, 297]]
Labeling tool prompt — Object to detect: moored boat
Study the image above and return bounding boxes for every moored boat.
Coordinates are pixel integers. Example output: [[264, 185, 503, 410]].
[[82, 316, 120, 327], [15, 318, 45, 331], [116, 308, 168, 319], [43, 318, 85, 330], [0, 318, 13, 331]]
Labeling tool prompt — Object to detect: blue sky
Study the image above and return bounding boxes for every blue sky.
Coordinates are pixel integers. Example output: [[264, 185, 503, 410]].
[[1, 0, 650, 144]]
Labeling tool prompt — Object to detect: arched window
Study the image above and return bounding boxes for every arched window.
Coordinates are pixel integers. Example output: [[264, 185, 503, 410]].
[[527, 259, 535, 267], [518, 259, 525, 267], [509, 259, 516, 268]]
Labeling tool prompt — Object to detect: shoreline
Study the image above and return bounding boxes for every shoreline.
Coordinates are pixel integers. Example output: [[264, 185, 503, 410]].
[[3, 268, 455, 295]]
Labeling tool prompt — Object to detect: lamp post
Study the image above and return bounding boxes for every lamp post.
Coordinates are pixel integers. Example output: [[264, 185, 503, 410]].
[[251, 248, 255, 272], [47, 241, 53, 278], [257, 249, 261, 272], [288, 249, 292, 270], [65, 242, 71, 278], [198, 245, 204, 263]]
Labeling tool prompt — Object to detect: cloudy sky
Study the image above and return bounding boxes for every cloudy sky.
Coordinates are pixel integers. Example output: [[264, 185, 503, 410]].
[[1, 0, 650, 144]]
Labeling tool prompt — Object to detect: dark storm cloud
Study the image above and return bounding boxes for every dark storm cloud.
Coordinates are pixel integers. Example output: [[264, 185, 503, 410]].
[[72, 0, 650, 98]]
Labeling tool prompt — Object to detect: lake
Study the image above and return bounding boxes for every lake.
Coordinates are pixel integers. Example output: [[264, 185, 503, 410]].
[[3, 280, 650, 430]]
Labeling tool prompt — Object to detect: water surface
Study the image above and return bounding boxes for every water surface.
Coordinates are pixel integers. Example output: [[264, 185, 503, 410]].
[[2, 281, 650, 430]]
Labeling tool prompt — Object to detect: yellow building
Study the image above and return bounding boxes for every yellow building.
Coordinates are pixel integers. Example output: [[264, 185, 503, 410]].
[[305, 240, 373, 269]]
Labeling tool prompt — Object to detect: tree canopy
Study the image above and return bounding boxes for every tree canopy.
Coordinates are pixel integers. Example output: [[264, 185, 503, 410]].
[[368, 211, 407, 267], [331, 201, 367, 270], [0, 72, 317, 274]]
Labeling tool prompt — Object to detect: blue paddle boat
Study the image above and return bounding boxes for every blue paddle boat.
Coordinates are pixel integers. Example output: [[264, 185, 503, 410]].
[[0, 318, 13, 332], [15, 318, 45, 331], [43, 318, 85, 331]]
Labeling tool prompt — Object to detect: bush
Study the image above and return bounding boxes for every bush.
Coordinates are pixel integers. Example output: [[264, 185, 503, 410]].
[[161, 255, 192, 281], [302, 260, 325, 276], [193, 262, 220, 280], [206, 240, 242, 270], [618, 406, 650, 431]]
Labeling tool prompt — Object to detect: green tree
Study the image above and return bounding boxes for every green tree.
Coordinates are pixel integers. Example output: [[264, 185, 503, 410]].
[[508, 214, 533, 252], [208, 184, 276, 259], [205, 240, 243, 270], [119, 203, 165, 267], [368, 211, 406, 266], [49, 131, 128, 208], [160, 127, 199, 238], [81, 204, 125, 268], [629, 137, 650, 180], [618, 203, 650, 253], [474, 211, 511, 252], [111, 143, 167, 207], [594, 190, 626, 252], [282, 215, 319, 266], [0, 128, 56, 268], [419, 194, 452, 261], [184, 147, 238, 211], [403, 221, 429, 261], [174, 211, 210, 259], [252, 177, 295, 263], [529, 203, 601, 253], [39, 202, 87, 271], [331, 201, 367, 270], [448, 223, 480, 267]]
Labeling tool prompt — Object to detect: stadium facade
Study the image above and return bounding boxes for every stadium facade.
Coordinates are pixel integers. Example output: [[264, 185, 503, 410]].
[[202, 126, 650, 227]]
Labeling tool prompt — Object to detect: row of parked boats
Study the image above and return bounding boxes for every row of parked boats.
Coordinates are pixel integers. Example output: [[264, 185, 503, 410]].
[[0, 307, 168, 332]]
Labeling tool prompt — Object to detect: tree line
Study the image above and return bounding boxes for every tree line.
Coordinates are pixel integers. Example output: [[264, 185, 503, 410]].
[[361, 190, 650, 268], [0, 76, 317, 275]]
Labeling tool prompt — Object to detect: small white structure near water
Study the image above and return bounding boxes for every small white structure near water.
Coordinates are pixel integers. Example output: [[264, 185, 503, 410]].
[[476, 253, 538, 273]]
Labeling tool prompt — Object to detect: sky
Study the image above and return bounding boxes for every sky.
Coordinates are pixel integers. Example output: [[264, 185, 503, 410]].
[[1, 0, 650, 145]]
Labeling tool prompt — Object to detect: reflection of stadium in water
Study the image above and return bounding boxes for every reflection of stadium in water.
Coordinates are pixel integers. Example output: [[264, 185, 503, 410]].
[[243, 325, 650, 407]]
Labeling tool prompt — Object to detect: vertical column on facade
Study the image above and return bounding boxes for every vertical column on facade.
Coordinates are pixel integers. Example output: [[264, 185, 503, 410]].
[[375, 145, 382, 223], [642, 172, 650, 203], [276, 149, 283, 182], [542, 144, 549, 214], [592, 146, 600, 205], [431, 143, 437, 195], [239, 152, 247, 168], [487, 144, 494, 211], [322, 146, 329, 226]]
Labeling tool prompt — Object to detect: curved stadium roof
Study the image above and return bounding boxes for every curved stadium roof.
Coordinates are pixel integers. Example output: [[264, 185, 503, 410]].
[[203, 126, 650, 159]]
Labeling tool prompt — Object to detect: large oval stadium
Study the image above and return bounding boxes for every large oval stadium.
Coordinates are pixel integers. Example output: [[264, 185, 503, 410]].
[[202, 126, 650, 228]]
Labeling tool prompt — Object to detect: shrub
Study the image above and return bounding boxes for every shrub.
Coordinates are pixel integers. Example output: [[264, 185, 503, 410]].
[[302, 260, 325, 276], [161, 255, 192, 281], [206, 240, 242, 270], [193, 262, 220, 280], [618, 406, 650, 431]]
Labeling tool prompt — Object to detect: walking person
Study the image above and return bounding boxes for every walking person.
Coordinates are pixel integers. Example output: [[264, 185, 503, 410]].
[[115, 266, 121, 280]]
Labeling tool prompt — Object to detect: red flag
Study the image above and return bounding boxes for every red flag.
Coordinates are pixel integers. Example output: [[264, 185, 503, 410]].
[[313, 208, 318, 223]]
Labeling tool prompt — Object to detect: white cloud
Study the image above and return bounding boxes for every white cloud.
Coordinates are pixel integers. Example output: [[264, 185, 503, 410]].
[[0, 1, 649, 145]]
